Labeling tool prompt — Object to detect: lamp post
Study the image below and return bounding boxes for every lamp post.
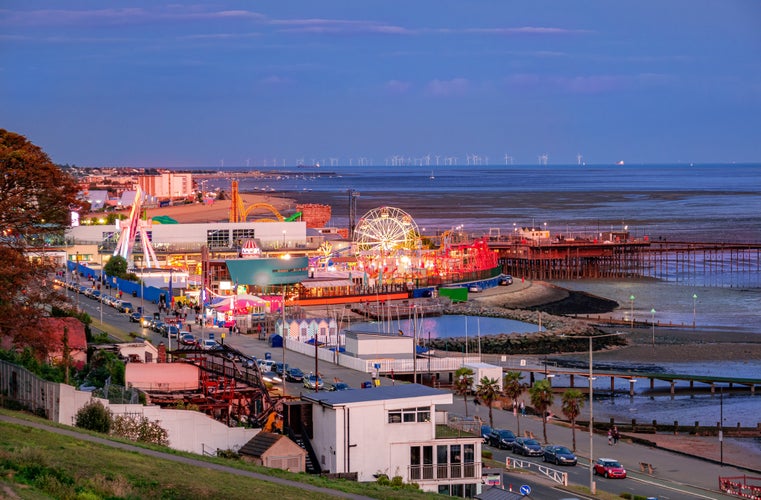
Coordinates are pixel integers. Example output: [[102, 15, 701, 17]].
[[282, 229, 286, 249], [565, 331, 627, 496], [629, 295, 635, 329], [650, 308, 656, 348], [692, 293, 698, 329]]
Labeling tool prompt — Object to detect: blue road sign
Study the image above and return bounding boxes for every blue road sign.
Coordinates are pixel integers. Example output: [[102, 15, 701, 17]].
[[519, 484, 531, 496]]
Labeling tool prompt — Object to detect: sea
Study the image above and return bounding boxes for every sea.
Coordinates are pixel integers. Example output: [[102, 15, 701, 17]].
[[190, 163, 761, 427]]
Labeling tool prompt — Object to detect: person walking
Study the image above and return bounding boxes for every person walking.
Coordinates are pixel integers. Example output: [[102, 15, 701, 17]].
[[607, 428, 613, 446], [519, 400, 525, 416], [612, 426, 620, 445]]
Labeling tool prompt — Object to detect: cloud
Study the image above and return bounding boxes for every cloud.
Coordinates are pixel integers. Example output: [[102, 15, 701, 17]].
[[425, 78, 469, 97], [0, 7, 265, 26], [385, 80, 412, 94], [463, 26, 592, 36], [272, 18, 413, 35]]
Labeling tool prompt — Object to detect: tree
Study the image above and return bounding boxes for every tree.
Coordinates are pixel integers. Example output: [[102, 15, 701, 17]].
[[529, 379, 554, 443], [453, 367, 474, 417], [75, 400, 112, 433], [0, 130, 85, 356], [561, 389, 585, 451], [104, 255, 128, 279], [503, 371, 525, 435], [475, 376, 501, 428]]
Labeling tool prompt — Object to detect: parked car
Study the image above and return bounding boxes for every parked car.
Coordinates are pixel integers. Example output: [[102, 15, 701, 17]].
[[468, 285, 482, 293], [303, 373, 324, 390], [499, 275, 514, 286], [487, 429, 516, 449], [200, 339, 220, 350], [129, 312, 143, 323], [166, 325, 180, 339], [329, 382, 352, 391], [511, 437, 544, 457], [118, 301, 134, 313], [285, 367, 304, 382], [543, 445, 578, 466], [274, 362, 289, 376], [480, 425, 493, 444], [179, 333, 197, 346], [593, 458, 627, 479]]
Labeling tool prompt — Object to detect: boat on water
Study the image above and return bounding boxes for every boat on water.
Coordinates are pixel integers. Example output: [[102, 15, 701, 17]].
[[429, 170, 435, 179]]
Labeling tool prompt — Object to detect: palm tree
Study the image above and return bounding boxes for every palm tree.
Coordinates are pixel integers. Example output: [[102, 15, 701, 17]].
[[502, 371, 524, 435], [561, 389, 585, 451], [529, 379, 554, 443], [475, 376, 502, 428], [453, 367, 475, 417]]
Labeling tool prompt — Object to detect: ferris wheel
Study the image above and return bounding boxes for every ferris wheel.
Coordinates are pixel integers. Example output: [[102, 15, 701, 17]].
[[354, 206, 420, 254]]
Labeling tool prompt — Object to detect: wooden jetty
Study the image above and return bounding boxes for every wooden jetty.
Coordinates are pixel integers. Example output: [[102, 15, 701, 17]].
[[489, 237, 761, 286]]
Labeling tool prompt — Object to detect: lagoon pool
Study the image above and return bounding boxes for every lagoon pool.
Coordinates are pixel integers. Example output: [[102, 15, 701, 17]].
[[347, 314, 541, 339]]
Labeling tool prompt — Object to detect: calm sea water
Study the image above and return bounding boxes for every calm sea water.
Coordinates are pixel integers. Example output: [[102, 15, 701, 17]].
[[200, 163, 761, 243]]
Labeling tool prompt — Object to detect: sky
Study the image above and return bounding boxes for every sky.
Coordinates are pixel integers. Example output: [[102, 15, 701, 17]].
[[2, 1, 760, 167]]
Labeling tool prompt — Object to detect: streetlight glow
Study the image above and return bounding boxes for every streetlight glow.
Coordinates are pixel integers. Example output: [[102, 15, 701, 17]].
[[629, 294, 635, 329], [692, 293, 698, 329], [650, 308, 656, 348]]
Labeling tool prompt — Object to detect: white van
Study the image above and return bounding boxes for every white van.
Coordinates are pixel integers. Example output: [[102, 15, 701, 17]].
[[258, 359, 276, 372]]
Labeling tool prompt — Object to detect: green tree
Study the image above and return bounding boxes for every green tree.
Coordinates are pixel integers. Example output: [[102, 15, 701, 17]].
[[475, 376, 502, 428], [75, 400, 112, 433], [0, 130, 85, 357], [503, 371, 525, 435], [561, 389, 585, 451], [529, 379, 554, 443], [104, 255, 128, 279], [453, 367, 475, 417]]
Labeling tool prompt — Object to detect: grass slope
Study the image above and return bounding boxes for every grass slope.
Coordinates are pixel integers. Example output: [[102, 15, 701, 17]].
[[0, 411, 446, 499]]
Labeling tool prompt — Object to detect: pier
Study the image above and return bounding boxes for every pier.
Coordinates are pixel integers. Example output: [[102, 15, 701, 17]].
[[489, 238, 761, 287]]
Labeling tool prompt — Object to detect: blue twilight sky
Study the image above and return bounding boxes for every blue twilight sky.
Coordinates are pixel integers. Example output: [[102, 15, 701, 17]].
[[1, 1, 760, 167]]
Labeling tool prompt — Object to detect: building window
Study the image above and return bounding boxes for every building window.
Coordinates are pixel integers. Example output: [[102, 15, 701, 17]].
[[388, 406, 431, 424], [232, 229, 255, 242], [207, 229, 230, 248]]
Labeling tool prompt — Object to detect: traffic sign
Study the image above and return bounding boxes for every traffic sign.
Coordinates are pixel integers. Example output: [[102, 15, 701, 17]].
[[519, 484, 531, 496]]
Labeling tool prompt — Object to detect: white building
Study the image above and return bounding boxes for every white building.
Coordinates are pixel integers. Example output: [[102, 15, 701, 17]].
[[301, 384, 482, 497]]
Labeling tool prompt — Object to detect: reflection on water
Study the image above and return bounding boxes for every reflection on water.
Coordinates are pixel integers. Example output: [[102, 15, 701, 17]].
[[348, 314, 541, 339]]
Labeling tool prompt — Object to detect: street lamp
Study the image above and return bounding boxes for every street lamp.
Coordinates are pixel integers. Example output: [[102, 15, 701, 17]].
[[282, 229, 286, 248], [565, 331, 627, 496], [629, 295, 635, 329], [650, 308, 656, 348], [692, 293, 698, 329]]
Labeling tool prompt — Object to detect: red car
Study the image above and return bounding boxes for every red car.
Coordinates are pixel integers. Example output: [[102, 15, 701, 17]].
[[594, 458, 627, 478]]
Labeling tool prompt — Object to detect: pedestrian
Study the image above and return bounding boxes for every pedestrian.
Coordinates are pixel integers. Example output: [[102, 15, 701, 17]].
[[519, 400, 525, 416], [607, 428, 613, 446], [613, 426, 620, 445]]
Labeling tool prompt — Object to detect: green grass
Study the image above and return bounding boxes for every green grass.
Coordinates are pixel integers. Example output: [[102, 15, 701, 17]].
[[0, 410, 447, 499]]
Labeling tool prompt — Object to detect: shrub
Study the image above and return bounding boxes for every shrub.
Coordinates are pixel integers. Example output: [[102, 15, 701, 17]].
[[111, 414, 169, 446], [75, 400, 112, 433]]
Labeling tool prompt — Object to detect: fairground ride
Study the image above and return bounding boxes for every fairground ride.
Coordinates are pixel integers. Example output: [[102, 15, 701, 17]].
[[352, 206, 498, 285], [228, 180, 290, 222], [113, 186, 160, 267]]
